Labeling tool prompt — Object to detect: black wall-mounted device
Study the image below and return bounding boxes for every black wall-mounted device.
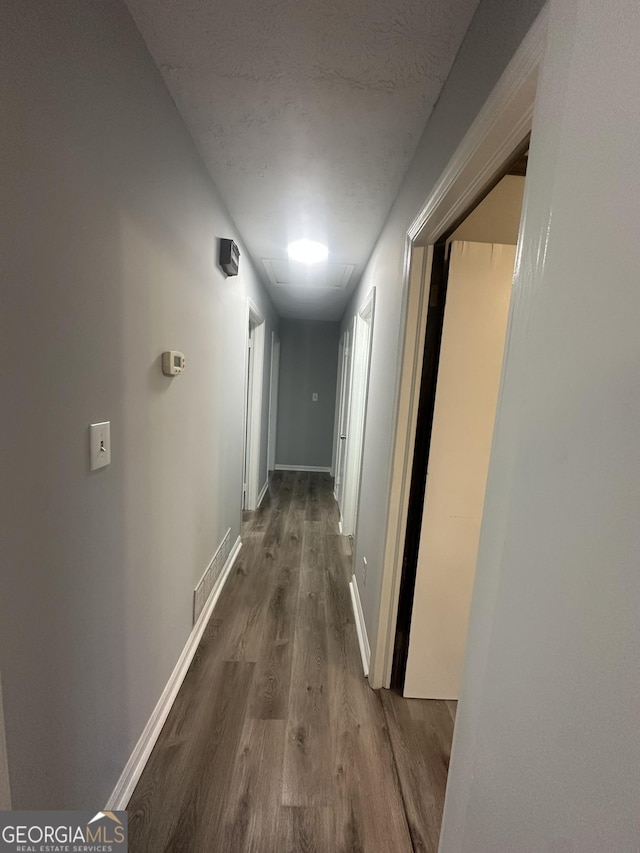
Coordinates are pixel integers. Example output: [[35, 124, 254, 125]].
[[219, 239, 240, 276]]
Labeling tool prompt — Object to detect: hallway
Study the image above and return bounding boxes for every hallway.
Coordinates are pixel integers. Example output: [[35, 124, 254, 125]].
[[128, 471, 453, 852]]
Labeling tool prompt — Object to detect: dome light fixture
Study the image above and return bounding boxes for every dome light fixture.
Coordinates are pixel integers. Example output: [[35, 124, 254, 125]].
[[287, 239, 329, 265]]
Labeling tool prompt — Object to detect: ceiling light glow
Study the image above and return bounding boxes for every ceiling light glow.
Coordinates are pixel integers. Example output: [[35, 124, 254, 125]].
[[287, 239, 328, 265]]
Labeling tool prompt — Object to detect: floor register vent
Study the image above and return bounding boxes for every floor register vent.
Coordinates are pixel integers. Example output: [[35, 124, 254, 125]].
[[193, 528, 232, 625]]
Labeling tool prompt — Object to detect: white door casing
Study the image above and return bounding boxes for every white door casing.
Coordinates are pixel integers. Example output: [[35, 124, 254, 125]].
[[371, 7, 547, 690]]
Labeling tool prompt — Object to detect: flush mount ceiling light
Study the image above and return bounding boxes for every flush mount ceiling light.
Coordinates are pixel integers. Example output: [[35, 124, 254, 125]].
[[287, 239, 329, 265]]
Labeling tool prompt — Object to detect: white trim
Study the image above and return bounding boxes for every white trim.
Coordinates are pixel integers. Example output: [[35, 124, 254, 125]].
[[274, 464, 331, 473], [375, 244, 431, 689], [256, 479, 269, 508], [105, 537, 243, 809], [349, 575, 370, 677], [371, 6, 549, 690]]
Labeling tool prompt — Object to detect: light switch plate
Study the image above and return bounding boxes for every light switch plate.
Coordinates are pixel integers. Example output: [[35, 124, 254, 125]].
[[312, 393, 318, 402], [89, 421, 111, 471]]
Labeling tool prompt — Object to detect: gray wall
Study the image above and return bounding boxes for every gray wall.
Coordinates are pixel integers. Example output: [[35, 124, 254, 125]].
[[276, 321, 339, 469], [0, 0, 277, 808], [340, 0, 546, 684]]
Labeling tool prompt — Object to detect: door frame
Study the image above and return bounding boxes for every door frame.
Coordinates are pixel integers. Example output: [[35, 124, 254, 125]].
[[243, 300, 265, 511], [369, 7, 549, 689], [267, 331, 280, 473]]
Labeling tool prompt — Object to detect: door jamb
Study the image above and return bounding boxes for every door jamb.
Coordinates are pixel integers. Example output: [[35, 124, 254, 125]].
[[370, 7, 549, 689]]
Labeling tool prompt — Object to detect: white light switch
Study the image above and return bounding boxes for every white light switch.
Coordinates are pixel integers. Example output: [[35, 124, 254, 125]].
[[312, 393, 318, 402], [89, 421, 111, 471]]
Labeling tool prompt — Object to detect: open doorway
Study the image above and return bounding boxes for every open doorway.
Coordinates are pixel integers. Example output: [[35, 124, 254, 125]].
[[392, 159, 528, 695], [359, 13, 546, 852], [243, 301, 265, 511], [369, 9, 547, 694]]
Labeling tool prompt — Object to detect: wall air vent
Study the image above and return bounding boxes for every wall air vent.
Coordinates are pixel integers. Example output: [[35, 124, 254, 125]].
[[193, 528, 232, 625], [262, 259, 354, 289]]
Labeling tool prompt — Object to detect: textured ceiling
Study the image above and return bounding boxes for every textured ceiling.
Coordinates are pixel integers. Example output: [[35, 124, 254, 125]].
[[125, 0, 481, 320]]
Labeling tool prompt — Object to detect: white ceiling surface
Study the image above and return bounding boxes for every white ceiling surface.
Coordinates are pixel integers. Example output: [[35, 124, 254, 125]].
[[125, 0, 481, 320]]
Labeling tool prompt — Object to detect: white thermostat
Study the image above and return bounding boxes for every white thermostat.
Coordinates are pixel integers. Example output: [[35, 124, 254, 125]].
[[162, 351, 186, 375]]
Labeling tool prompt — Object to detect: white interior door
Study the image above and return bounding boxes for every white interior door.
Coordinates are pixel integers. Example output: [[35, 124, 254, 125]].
[[243, 323, 254, 510], [341, 289, 375, 538], [243, 301, 265, 511], [267, 332, 280, 472], [334, 326, 353, 521], [404, 241, 515, 699]]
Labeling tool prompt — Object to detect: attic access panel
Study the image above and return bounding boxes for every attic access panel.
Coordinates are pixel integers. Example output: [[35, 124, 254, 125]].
[[262, 259, 354, 289]]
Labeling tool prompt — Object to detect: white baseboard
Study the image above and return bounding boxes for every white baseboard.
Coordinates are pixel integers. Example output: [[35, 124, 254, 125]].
[[349, 575, 370, 678], [256, 479, 269, 508], [274, 464, 331, 473], [105, 536, 242, 809]]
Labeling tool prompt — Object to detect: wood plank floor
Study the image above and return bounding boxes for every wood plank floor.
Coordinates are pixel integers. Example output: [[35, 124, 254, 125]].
[[379, 692, 455, 853], [128, 471, 453, 852]]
